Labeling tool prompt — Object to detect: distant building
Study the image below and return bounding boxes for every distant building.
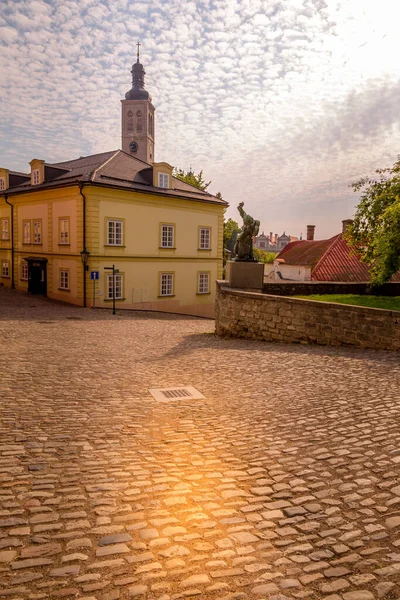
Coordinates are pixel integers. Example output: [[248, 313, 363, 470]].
[[266, 221, 400, 282], [254, 231, 298, 252]]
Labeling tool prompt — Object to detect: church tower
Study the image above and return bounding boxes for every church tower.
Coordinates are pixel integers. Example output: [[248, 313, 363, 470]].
[[121, 44, 155, 164]]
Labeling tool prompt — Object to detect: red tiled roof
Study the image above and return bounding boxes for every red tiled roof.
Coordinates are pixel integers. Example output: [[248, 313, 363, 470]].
[[312, 235, 370, 282], [278, 233, 400, 282], [278, 237, 337, 269]]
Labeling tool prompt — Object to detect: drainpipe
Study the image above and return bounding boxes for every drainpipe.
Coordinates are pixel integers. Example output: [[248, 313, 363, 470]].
[[4, 194, 14, 289], [79, 182, 87, 308]]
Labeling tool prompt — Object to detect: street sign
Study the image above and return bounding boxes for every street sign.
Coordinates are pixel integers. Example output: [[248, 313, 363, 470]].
[[90, 271, 99, 280]]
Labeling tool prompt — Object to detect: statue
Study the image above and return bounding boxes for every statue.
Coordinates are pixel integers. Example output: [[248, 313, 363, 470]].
[[233, 202, 260, 261]]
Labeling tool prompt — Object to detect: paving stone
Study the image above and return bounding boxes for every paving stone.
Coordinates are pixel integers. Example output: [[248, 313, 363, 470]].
[[180, 575, 210, 587], [385, 516, 400, 530], [96, 543, 131, 556], [229, 532, 259, 544], [128, 585, 148, 597], [375, 582, 396, 598], [342, 592, 374, 600], [2, 290, 400, 600]]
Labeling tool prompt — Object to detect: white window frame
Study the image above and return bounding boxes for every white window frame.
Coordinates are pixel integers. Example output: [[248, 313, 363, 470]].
[[161, 224, 174, 248], [158, 173, 169, 189], [32, 169, 40, 185], [0, 178, 5, 191], [160, 273, 174, 296], [33, 220, 42, 244], [59, 270, 69, 290], [21, 262, 28, 281], [23, 220, 31, 244], [107, 220, 123, 246], [1, 261, 10, 278], [106, 273, 123, 300], [199, 227, 211, 250], [1, 218, 9, 240], [197, 272, 210, 294], [59, 218, 70, 245]]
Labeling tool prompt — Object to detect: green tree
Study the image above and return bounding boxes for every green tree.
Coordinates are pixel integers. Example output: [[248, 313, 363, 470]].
[[348, 157, 400, 285], [173, 168, 211, 191], [253, 248, 277, 264], [223, 218, 241, 253]]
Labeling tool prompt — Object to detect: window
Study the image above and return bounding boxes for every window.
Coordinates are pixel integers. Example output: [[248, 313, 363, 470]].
[[23, 220, 31, 243], [149, 113, 154, 137], [107, 220, 123, 246], [136, 110, 143, 133], [106, 273, 123, 299], [0, 178, 5, 191], [1, 261, 10, 278], [160, 273, 174, 296], [259, 241, 266, 248], [33, 220, 42, 244], [59, 218, 70, 244], [161, 224, 174, 248], [1, 218, 9, 240], [32, 169, 40, 185], [127, 110, 134, 132], [198, 272, 210, 294], [158, 173, 169, 188], [21, 262, 28, 281], [59, 270, 69, 290], [199, 227, 211, 250]]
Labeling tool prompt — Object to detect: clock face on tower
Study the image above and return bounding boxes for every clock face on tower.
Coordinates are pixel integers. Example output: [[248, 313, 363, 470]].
[[129, 141, 138, 153]]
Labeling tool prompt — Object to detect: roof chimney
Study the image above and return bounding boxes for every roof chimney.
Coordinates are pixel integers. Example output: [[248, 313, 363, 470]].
[[342, 219, 353, 234], [306, 225, 315, 241]]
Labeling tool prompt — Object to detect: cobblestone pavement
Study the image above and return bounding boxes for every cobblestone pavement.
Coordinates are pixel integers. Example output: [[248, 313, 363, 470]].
[[1, 288, 400, 600]]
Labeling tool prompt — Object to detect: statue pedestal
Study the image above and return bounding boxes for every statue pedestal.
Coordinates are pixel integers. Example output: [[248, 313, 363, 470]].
[[226, 260, 264, 291]]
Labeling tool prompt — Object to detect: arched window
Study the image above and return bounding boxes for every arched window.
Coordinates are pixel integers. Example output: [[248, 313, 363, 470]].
[[149, 113, 153, 137], [127, 110, 133, 132], [136, 110, 143, 133]]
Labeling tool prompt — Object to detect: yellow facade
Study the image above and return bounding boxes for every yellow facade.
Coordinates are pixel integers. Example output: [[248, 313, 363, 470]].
[[1, 183, 224, 317]]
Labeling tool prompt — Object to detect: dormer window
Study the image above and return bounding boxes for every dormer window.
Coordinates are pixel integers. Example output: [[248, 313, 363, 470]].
[[158, 173, 169, 189], [0, 178, 5, 191], [32, 169, 40, 185]]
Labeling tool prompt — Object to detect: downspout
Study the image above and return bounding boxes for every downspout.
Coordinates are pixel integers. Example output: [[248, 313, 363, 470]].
[[78, 182, 87, 307], [4, 194, 14, 289]]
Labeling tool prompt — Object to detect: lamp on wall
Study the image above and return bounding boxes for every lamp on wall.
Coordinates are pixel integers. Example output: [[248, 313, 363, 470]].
[[80, 249, 90, 271]]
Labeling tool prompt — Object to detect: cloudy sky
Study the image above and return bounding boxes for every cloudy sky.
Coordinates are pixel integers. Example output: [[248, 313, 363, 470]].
[[1, 0, 399, 238]]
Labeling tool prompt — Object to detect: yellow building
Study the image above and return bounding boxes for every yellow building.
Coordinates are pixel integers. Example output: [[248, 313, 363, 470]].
[[0, 53, 226, 318]]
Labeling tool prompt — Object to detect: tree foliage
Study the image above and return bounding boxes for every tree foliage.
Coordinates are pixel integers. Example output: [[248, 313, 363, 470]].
[[347, 157, 400, 285], [253, 248, 277, 264], [223, 218, 241, 252], [173, 168, 211, 191]]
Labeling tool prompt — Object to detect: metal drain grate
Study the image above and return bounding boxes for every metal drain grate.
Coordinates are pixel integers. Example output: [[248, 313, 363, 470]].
[[149, 386, 205, 402]]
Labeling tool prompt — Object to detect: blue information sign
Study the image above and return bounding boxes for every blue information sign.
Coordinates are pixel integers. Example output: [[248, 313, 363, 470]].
[[90, 271, 99, 280]]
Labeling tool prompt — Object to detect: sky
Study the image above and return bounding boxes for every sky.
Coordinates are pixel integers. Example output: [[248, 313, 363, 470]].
[[1, 0, 399, 239]]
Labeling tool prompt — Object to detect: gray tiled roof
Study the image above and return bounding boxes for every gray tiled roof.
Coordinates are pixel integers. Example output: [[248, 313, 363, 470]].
[[2, 150, 227, 206]]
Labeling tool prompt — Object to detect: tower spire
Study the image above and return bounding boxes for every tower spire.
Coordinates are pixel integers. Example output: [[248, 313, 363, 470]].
[[136, 41, 141, 63]]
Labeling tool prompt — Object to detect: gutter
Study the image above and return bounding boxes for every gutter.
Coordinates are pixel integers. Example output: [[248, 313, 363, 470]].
[[78, 182, 88, 308], [4, 194, 14, 288]]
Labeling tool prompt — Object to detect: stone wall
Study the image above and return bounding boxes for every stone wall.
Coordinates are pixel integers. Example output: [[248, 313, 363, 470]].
[[216, 282, 400, 351], [262, 281, 400, 296]]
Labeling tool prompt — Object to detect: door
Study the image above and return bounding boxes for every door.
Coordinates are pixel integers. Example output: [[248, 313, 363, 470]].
[[27, 261, 47, 295]]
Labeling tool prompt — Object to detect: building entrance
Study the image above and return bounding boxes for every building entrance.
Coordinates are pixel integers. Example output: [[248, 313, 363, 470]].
[[25, 257, 47, 295]]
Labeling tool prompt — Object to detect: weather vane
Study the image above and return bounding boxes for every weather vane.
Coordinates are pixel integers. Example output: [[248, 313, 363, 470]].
[[136, 41, 141, 62]]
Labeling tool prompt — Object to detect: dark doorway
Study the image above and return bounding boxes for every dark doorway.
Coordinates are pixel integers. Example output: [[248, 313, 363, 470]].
[[25, 258, 47, 295]]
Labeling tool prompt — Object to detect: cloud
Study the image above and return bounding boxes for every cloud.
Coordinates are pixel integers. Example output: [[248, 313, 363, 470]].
[[0, 0, 399, 239]]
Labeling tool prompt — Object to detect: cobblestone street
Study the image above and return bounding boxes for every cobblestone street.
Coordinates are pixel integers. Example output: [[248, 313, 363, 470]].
[[1, 288, 399, 600]]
